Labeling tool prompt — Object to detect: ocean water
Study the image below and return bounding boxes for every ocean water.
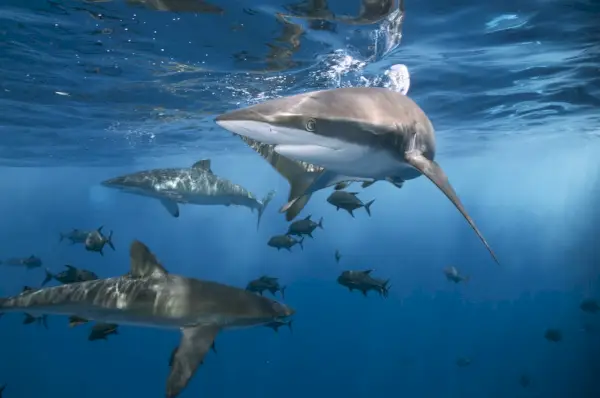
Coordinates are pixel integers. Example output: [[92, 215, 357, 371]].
[[1, 0, 599, 397]]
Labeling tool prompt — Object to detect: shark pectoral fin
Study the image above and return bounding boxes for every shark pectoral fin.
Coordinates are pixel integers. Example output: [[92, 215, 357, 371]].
[[129, 240, 169, 278], [405, 153, 499, 265], [167, 325, 220, 398], [191, 159, 213, 174], [160, 198, 180, 218]]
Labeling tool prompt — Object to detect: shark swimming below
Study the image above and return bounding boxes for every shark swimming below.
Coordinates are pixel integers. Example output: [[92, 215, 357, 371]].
[[215, 86, 499, 264], [0, 240, 295, 397], [101, 159, 275, 228]]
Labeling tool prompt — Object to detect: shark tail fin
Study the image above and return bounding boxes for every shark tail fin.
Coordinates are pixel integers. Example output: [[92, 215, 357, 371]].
[[41, 268, 53, 287], [382, 279, 391, 298], [23, 313, 34, 325], [257, 190, 276, 229], [318, 217, 324, 230], [364, 199, 375, 217], [107, 231, 115, 251]]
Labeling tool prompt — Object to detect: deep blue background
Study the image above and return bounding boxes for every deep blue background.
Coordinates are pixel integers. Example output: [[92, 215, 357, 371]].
[[0, 0, 599, 397]]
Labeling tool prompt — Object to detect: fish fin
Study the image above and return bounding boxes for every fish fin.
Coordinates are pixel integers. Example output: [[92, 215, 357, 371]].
[[64, 264, 76, 271], [257, 190, 276, 229], [42, 315, 48, 329], [167, 325, 220, 398], [288, 320, 293, 333], [298, 237, 304, 250], [97, 225, 104, 233], [280, 170, 363, 215], [129, 240, 168, 278], [23, 313, 34, 324], [361, 289, 368, 297], [347, 209, 355, 218], [364, 199, 375, 216], [363, 270, 373, 274], [304, 214, 311, 220], [268, 287, 277, 296], [191, 159, 213, 173], [405, 152, 499, 265], [99, 249, 104, 257], [318, 217, 323, 229], [41, 269, 53, 287], [362, 181, 375, 188], [160, 198, 180, 218], [307, 232, 313, 238], [237, 136, 318, 221]]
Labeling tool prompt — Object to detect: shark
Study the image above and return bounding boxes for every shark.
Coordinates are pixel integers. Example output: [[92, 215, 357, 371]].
[[101, 159, 275, 228], [0, 240, 295, 398], [214, 86, 499, 264]]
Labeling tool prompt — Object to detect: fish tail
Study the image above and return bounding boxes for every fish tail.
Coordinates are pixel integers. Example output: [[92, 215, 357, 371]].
[[107, 230, 115, 251], [364, 199, 375, 217], [383, 279, 391, 298], [257, 190, 276, 229], [41, 268, 53, 287], [318, 217, 324, 229], [298, 237, 304, 250], [23, 313, 34, 325]]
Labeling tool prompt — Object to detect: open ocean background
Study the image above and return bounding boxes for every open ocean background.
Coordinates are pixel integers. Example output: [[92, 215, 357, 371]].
[[1, 0, 599, 397]]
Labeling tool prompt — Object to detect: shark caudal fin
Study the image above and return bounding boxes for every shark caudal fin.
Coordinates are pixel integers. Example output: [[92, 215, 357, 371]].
[[256, 190, 276, 229], [41, 268, 53, 287], [236, 136, 320, 221], [405, 152, 499, 265]]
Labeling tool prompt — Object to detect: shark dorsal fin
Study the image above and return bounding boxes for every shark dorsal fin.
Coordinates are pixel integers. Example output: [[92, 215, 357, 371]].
[[192, 159, 213, 173], [362, 269, 373, 275], [129, 240, 168, 278], [304, 215, 311, 220]]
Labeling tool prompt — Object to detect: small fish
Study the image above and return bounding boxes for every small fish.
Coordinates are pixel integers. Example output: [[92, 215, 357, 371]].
[[84, 226, 115, 256], [326, 191, 374, 217], [544, 328, 562, 342], [88, 323, 119, 341], [59, 229, 92, 245], [337, 270, 390, 298], [580, 298, 600, 313], [68, 315, 89, 328], [23, 313, 48, 329], [456, 357, 471, 367], [519, 373, 531, 388], [42, 265, 98, 286], [286, 214, 323, 238], [443, 266, 470, 284], [264, 319, 293, 333], [246, 276, 286, 298], [334, 181, 352, 190], [2, 255, 42, 269], [334, 250, 341, 263], [267, 235, 304, 252]]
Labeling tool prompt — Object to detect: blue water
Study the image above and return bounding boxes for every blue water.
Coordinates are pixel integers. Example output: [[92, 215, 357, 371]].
[[1, 0, 599, 397]]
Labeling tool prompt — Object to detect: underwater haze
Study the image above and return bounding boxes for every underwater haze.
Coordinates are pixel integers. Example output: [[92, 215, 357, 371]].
[[1, 0, 600, 397]]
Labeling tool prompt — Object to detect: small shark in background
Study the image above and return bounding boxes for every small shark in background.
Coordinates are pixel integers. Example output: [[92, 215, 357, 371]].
[[101, 159, 275, 229], [0, 240, 295, 398], [1, 255, 42, 269], [443, 266, 470, 284], [337, 270, 390, 297], [214, 87, 499, 264]]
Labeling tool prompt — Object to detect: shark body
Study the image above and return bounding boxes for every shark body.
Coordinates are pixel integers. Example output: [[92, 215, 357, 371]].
[[215, 87, 498, 264], [0, 240, 294, 397], [101, 159, 274, 228]]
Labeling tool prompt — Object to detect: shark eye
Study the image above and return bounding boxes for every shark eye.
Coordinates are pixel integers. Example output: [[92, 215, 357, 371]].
[[305, 118, 316, 132]]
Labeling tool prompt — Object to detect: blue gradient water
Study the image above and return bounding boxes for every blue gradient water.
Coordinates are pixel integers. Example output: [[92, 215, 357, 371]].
[[0, 0, 599, 397]]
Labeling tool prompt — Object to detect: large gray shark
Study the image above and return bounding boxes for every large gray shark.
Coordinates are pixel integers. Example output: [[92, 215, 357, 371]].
[[101, 159, 275, 228], [215, 87, 499, 264], [0, 240, 295, 398]]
